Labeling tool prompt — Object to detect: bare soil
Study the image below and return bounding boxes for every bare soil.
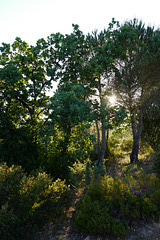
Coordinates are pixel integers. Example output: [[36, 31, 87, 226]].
[[35, 217, 160, 240]]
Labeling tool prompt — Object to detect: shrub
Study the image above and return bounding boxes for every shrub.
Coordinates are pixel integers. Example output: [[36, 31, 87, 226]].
[[108, 135, 120, 149], [69, 159, 94, 187], [0, 163, 70, 240], [75, 170, 160, 238], [69, 161, 87, 186], [153, 150, 160, 175], [0, 204, 19, 240], [120, 137, 133, 152]]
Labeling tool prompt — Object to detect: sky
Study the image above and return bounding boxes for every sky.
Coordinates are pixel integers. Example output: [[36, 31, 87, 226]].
[[0, 0, 160, 46]]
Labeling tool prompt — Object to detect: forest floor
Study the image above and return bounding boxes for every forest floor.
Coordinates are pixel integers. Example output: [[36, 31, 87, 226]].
[[35, 153, 160, 240]]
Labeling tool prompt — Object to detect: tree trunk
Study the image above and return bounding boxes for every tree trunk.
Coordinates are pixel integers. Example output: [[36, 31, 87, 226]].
[[130, 135, 140, 163], [130, 108, 143, 163], [96, 76, 106, 166], [98, 121, 106, 165], [106, 129, 109, 149], [95, 120, 100, 155]]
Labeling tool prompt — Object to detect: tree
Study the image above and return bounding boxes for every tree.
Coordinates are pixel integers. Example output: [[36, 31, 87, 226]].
[[42, 83, 93, 178], [48, 22, 126, 166], [0, 37, 58, 169], [110, 19, 158, 163], [0, 37, 57, 123], [50, 25, 111, 165], [83, 21, 124, 165], [48, 83, 92, 153]]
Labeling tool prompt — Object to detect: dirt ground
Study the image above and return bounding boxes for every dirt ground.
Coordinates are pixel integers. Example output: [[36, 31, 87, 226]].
[[35, 217, 160, 240], [35, 196, 160, 240]]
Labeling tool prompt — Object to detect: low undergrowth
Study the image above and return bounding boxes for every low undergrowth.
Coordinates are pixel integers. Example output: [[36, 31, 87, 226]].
[[74, 165, 160, 238], [0, 163, 70, 240]]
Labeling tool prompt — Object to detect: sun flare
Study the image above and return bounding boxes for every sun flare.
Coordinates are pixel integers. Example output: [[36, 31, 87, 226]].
[[109, 95, 116, 105]]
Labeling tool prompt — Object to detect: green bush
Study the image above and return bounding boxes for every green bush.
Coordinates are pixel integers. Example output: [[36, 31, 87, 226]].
[[0, 204, 19, 240], [69, 161, 87, 188], [69, 159, 94, 187], [75, 170, 160, 238], [108, 136, 120, 149], [69, 160, 105, 187], [0, 163, 70, 240], [42, 145, 73, 181], [153, 150, 160, 175], [120, 137, 133, 152]]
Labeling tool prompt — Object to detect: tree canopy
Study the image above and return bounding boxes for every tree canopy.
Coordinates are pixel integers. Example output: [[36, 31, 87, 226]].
[[0, 18, 160, 174]]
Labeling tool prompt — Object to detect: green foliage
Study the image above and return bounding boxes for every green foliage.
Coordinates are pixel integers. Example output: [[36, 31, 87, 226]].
[[69, 159, 95, 187], [0, 23, 159, 239], [48, 84, 92, 131], [69, 123, 96, 162], [142, 89, 160, 150], [0, 123, 42, 172], [153, 150, 160, 175], [44, 83, 94, 179], [105, 128, 134, 160], [0, 37, 53, 123], [69, 161, 87, 186], [108, 134, 120, 149], [120, 137, 133, 152], [1, 19, 159, 178], [0, 204, 18, 240], [110, 19, 160, 162], [0, 36, 58, 175], [69, 159, 106, 187], [93, 162, 105, 182], [39, 122, 95, 181], [75, 170, 160, 237], [85, 161, 92, 185], [43, 144, 74, 181], [0, 163, 70, 240]]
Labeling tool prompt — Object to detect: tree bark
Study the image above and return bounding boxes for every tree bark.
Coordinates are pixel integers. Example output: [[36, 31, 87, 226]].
[[130, 107, 143, 163], [106, 129, 109, 150], [98, 121, 106, 165], [96, 76, 107, 166], [95, 120, 100, 155], [130, 135, 140, 163]]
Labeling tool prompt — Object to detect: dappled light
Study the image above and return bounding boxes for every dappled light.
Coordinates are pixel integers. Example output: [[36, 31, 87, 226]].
[[109, 95, 116, 105]]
